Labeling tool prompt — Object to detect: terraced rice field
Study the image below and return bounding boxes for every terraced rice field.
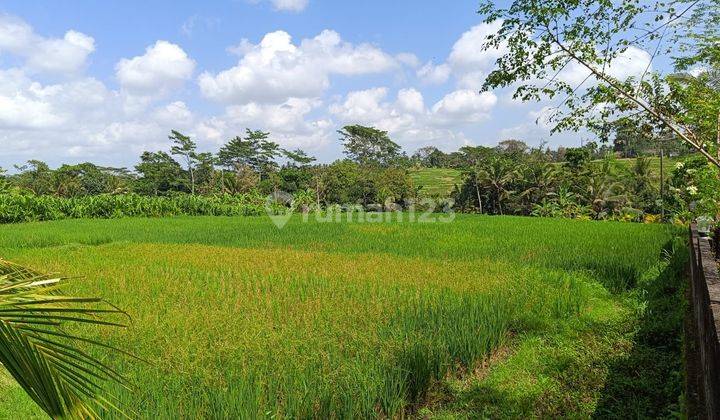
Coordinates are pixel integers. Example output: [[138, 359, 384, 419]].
[[410, 168, 462, 197], [0, 215, 687, 418]]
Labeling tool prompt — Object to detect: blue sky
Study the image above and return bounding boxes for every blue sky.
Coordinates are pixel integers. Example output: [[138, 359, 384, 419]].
[[0, 0, 655, 168]]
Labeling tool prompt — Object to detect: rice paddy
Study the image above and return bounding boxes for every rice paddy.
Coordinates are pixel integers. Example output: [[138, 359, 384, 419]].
[[0, 215, 687, 418]]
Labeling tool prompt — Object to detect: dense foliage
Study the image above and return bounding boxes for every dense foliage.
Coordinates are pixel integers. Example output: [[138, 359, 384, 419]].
[[0, 128, 708, 223], [449, 145, 717, 223], [0, 193, 268, 223]]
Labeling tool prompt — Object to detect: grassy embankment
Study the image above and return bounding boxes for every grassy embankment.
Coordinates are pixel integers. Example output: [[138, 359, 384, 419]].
[[410, 156, 680, 199], [0, 215, 687, 418]]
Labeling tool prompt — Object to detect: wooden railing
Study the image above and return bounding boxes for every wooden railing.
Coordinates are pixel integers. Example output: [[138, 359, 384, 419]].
[[687, 224, 720, 419]]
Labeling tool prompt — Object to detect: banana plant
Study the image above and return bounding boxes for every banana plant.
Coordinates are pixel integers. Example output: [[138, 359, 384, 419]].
[[0, 259, 133, 419]]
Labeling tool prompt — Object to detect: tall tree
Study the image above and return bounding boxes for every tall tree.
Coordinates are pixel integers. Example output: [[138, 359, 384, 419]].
[[217, 129, 281, 174], [475, 157, 518, 215], [478, 0, 720, 167], [283, 149, 316, 167], [192, 152, 217, 194], [251, 130, 281, 174], [169, 130, 199, 195], [13, 160, 54, 195], [496, 139, 529, 157], [339, 125, 401, 167], [412, 146, 446, 167], [134, 151, 184, 196], [459, 146, 495, 168], [49, 163, 131, 197]]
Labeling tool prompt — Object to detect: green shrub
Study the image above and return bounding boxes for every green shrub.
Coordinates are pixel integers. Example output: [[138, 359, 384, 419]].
[[0, 193, 267, 223]]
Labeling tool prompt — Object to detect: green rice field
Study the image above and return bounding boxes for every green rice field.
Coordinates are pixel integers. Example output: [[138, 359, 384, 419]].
[[0, 215, 688, 418], [410, 168, 462, 197]]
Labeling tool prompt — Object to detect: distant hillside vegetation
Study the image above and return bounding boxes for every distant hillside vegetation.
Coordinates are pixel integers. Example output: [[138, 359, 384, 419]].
[[410, 167, 462, 197]]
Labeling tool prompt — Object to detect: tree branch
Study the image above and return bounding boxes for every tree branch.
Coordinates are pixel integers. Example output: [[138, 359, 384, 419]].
[[545, 27, 720, 167]]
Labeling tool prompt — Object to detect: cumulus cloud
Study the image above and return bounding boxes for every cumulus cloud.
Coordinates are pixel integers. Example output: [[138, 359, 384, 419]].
[[499, 106, 590, 148], [0, 74, 202, 161], [0, 66, 169, 161], [396, 88, 425, 114], [330, 87, 497, 150], [447, 21, 506, 75], [417, 61, 451, 84], [198, 98, 332, 149], [396, 52, 420, 68], [0, 14, 95, 74], [0, 68, 115, 131], [414, 21, 505, 90], [116, 41, 195, 96], [431, 89, 497, 124], [153, 101, 194, 126], [199, 30, 398, 104]]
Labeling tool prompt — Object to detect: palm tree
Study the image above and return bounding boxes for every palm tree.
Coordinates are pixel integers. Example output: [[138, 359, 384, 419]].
[[630, 157, 658, 209], [518, 163, 559, 211], [476, 157, 517, 215], [0, 259, 132, 419], [584, 173, 627, 218]]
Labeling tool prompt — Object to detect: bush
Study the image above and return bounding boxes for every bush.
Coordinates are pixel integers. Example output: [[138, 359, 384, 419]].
[[0, 193, 267, 223]]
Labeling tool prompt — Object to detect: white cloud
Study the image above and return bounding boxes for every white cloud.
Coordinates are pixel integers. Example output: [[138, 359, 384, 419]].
[[447, 21, 505, 74], [0, 61, 202, 163], [396, 52, 420, 68], [269, 0, 309, 12], [249, 0, 309, 12], [330, 87, 498, 151], [0, 68, 115, 130], [396, 88, 425, 114], [0, 91, 64, 130], [412, 22, 507, 90], [0, 14, 95, 74], [329, 88, 389, 123], [607, 46, 652, 81], [116, 41, 195, 96], [181, 15, 220, 37], [431, 89, 497, 124], [499, 106, 590, 148], [0, 14, 34, 52], [153, 101, 194, 126], [199, 98, 332, 149], [417, 61, 451, 84], [199, 29, 397, 104]]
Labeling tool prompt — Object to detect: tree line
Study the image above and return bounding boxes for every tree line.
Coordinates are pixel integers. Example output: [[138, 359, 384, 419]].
[[0, 125, 418, 209], [0, 119, 711, 224]]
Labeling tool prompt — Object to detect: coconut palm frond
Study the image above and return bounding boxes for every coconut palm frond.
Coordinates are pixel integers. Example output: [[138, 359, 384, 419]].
[[0, 259, 134, 419]]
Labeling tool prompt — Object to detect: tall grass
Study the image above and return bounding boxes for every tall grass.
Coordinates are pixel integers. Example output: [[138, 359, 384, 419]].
[[0, 215, 684, 418], [0, 214, 681, 291]]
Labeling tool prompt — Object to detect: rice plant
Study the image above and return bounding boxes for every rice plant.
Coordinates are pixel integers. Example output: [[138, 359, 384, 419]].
[[0, 215, 686, 417]]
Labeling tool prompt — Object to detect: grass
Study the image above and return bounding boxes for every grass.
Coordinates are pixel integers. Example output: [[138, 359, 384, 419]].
[[410, 168, 462, 197], [589, 156, 681, 181], [0, 214, 687, 418]]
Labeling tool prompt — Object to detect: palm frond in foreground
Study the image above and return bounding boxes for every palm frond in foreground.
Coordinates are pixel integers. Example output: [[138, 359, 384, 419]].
[[0, 259, 133, 419]]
